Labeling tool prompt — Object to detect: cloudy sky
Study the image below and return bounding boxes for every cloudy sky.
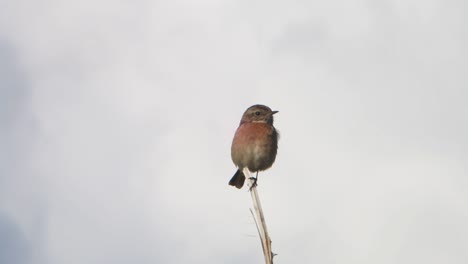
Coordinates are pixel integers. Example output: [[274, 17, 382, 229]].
[[1, 0, 467, 263]]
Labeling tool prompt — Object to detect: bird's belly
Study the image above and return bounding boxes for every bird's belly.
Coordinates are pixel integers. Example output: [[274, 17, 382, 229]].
[[231, 124, 277, 172], [243, 143, 272, 171]]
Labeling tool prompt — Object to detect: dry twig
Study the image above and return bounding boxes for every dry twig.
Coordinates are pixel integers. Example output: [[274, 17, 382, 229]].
[[243, 168, 274, 264]]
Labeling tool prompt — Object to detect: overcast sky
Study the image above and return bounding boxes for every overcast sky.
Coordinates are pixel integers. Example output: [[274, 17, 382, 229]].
[[1, 0, 467, 263]]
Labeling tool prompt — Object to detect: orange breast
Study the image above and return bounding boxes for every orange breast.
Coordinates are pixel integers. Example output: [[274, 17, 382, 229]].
[[231, 123, 278, 171]]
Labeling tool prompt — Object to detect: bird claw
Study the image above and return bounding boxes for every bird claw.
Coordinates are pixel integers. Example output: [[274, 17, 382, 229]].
[[248, 177, 258, 191]]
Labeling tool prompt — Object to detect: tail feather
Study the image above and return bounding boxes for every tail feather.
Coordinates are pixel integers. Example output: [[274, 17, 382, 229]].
[[229, 169, 245, 189]]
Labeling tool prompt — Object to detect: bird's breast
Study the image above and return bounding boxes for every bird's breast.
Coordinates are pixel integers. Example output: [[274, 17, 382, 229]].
[[231, 123, 278, 171]]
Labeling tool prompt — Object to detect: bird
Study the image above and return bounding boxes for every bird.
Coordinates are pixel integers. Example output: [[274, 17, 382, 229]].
[[229, 104, 279, 189]]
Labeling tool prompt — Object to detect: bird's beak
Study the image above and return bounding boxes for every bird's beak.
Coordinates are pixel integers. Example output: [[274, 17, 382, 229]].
[[271, 110, 279, 115]]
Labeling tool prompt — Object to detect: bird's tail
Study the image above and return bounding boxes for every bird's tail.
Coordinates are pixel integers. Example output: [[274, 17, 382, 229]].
[[229, 169, 245, 189]]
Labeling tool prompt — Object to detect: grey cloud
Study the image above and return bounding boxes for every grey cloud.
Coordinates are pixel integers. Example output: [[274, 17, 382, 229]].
[[0, 214, 31, 264], [0, 0, 467, 263]]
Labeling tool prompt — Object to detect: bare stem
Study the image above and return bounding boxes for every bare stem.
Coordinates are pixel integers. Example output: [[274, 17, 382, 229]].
[[243, 168, 274, 264]]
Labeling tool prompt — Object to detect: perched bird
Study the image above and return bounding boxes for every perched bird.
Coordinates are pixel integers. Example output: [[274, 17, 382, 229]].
[[229, 104, 279, 189]]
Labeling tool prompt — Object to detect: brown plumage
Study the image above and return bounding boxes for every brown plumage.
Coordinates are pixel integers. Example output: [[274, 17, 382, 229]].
[[229, 105, 279, 189]]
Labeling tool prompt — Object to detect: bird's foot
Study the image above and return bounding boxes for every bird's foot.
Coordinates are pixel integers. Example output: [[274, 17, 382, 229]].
[[248, 177, 258, 191]]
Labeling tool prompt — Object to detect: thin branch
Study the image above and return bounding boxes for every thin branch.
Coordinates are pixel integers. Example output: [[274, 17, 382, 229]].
[[244, 168, 274, 264]]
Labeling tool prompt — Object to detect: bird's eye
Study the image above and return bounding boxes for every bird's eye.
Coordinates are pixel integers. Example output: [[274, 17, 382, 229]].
[[255, 111, 261, 116]]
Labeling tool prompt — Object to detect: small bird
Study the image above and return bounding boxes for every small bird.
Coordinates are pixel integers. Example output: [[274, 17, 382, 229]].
[[229, 104, 279, 189]]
